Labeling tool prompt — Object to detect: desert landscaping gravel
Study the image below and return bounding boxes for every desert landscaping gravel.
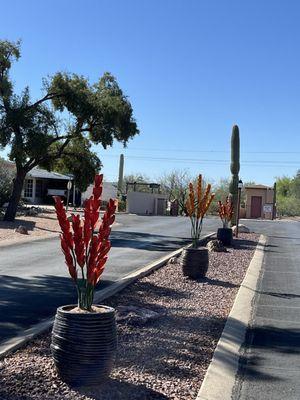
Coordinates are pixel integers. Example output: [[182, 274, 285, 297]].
[[0, 233, 259, 400]]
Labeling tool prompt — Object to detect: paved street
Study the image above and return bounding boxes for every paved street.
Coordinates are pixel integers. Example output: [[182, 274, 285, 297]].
[[233, 219, 300, 400], [0, 214, 219, 345]]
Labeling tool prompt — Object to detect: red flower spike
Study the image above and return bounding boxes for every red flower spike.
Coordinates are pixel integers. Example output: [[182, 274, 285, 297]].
[[54, 173, 116, 310], [72, 214, 85, 268], [54, 196, 73, 250], [94, 174, 103, 188], [218, 197, 233, 227], [60, 235, 77, 281]]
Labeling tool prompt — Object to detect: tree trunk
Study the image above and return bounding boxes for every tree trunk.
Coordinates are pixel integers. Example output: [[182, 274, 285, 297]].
[[4, 169, 26, 221]]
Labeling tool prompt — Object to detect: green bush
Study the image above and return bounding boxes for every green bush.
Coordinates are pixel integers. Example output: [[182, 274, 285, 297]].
[[117, 200, 126, 212], [277, 195, 300, 217]]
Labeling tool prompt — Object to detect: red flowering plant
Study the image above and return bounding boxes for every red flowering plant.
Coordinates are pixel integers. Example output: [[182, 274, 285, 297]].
[[218, 197, 233, 229], [54, 174, 116, 311]]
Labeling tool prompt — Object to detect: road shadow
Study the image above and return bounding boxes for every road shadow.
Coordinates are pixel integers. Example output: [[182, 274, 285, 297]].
[[0, 275, 113, 343], [268, 235, 300, 240], [232, 238, 259, 250], [110, 230, 190, 252], [77, 379, 169, 400], [0, 218, 36, 232]]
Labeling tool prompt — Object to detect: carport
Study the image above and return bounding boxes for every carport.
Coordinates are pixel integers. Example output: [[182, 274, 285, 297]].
[[22, 167, 74, 205]]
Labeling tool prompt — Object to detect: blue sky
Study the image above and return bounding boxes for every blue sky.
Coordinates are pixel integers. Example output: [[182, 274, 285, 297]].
[[1, 0, 300, 185]]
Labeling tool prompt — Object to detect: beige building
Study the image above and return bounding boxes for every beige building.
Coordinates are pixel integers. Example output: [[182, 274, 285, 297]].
[[244, 184, 275, 219], [127, 192, 168, 215]]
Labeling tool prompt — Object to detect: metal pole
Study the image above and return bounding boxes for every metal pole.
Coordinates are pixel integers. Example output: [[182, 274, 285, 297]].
[[72, 182, 76, 209], [236, 187, 241, 238], [66, 189, 70, 213], [272, 182, 277, 220], [117, 154, 124, 196], [66, 180, 72, 213]]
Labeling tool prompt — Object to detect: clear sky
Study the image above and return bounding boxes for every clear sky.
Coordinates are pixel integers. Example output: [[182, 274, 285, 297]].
[[1, 0, 300, 185]]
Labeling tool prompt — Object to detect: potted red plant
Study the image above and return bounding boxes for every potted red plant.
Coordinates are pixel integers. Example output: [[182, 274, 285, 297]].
[[181, 175, 215, 279], [51, 174, 117, 387], [217, 197, 233, 245]]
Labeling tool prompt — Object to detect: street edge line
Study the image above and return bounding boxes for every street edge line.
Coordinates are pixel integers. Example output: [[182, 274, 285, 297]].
[[0, 232, 215, 359], [196, 234, 267, 400]]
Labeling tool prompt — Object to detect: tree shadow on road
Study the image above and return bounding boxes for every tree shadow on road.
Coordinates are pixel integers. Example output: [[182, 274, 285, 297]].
[[110, 230, 190, 252], [0, 275, 113, 342]]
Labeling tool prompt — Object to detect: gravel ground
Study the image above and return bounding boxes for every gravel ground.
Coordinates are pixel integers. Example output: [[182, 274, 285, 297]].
[[0, 233, 259, 400]]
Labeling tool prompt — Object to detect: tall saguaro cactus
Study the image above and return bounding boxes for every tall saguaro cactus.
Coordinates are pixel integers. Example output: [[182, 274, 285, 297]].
[[229, 125, 240, 226]]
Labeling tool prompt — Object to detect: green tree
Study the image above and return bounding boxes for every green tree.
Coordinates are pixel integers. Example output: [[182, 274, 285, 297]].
[[158, 170, 208, 215], [276, 174, 300, 216], [124, 173, 151, 193], [0, 158, 15, 207], [291, 170, 300, 198], [276, 176, 293, 197], [0, 40, 139, 220], [42, 137, 101, 192]]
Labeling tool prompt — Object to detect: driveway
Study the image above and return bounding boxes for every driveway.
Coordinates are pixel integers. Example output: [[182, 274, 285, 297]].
[[0, 214, 219, 345]]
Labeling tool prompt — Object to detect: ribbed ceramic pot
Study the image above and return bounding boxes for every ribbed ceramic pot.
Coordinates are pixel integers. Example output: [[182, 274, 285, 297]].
[[217, 228, 233, 246], [181, 246, 209, 279], [51, 305, 117, 387]]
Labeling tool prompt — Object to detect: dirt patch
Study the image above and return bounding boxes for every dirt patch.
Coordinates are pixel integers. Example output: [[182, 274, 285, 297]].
[[0, 209, 120, 248], [0, 211, 60, 247], [0, 233, 259, 400]]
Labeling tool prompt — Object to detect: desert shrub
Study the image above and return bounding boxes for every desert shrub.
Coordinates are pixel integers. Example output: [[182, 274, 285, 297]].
[[276, 195, 300, 217]]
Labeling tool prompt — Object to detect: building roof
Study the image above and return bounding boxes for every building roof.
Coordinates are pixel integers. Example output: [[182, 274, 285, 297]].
[[244, 184, 273, 189], [27, 167, 72, 181]]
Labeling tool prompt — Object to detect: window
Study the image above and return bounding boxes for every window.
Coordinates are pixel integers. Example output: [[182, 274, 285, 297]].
[[24, 179, 33, 198]]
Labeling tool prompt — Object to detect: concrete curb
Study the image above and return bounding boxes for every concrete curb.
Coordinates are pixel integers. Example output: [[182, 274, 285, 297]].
[[196, 234, 267, 400], [0, 232, 215, 359]]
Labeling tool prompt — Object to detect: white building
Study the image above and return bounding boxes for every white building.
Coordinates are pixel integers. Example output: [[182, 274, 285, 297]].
[[126, 192, 168, 215], [22, 167, 73, 204]]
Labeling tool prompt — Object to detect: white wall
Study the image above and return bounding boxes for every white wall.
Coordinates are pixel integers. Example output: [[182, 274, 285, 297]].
[[127, 192, 168, 215]]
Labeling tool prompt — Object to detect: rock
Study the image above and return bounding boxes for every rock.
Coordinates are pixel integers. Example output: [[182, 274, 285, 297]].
[[206, 239, 227, 252], [232, 224, 251, 234], [168, 257, 177, 264], [116, 305, 162, 326], [15, 225, 28, 235]]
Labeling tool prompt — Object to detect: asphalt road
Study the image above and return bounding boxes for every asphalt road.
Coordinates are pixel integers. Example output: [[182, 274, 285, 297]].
[[0, 214, 219, 344], [233, 219, 300, 400]]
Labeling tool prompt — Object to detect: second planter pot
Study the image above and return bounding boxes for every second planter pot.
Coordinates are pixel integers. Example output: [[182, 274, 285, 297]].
[[181, 246, 209, 279], [217, 227, 233, 246], [51, 304, 117, 387]]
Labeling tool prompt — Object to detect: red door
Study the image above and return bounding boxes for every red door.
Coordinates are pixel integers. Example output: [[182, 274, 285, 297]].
[[251, 196, 262, 218]]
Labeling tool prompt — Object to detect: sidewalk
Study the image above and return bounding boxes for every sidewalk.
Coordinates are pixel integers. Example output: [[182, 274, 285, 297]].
[[233, 224, 300, 399]]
